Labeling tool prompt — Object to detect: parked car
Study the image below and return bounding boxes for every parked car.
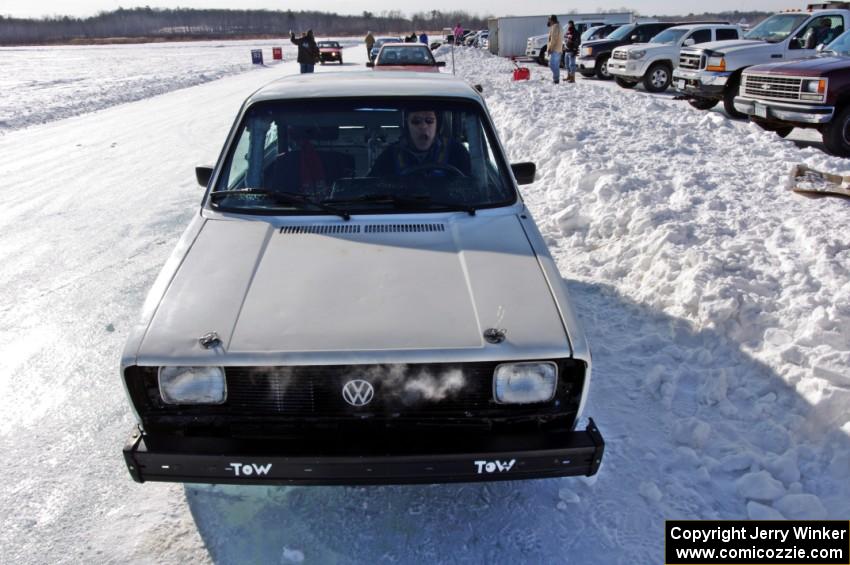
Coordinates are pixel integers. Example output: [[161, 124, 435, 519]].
[[367, 43, 446, 72], [120, 73, 605, 486], [317, 41, 343, 65], [608, 24, 741, 92], [673, 6, 850, 117], [734, 29, 850, 154], [369, 37, 402, 61], [578, 22, 681, 79]]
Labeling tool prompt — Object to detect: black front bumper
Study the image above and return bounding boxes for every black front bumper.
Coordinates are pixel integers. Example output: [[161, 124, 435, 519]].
[[123, 419, 604, 485]]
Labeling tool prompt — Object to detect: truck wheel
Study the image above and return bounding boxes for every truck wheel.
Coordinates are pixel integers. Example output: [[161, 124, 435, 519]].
[[339, 57, 343, 64], [723, 77, 746, 119], [643, 62, 672, 93], [822, 105, 850, 157], [615, 77, 637, 89], [688, 97, 718, 110], [595, 55, 611, 80], [537, 46, 547, 66]]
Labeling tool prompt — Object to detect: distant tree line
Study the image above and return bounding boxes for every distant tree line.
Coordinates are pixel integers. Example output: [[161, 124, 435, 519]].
[[656, 10, 770, 26], [0, 7, 491, 45]]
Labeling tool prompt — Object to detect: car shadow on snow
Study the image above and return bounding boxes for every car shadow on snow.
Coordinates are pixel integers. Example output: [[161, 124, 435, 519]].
[[184, 279, 850, 565]]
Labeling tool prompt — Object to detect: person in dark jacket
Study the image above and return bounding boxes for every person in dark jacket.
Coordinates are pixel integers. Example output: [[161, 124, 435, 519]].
[[563, 20, 579, 83], [290, 29, 319, 74], [369, 109, 471, 177], [419, 32, 428, 45]]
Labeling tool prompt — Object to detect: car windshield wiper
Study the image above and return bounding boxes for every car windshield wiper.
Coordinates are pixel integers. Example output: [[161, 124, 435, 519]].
[[324, 194, 476, 216], [210, 188, 350, 220]]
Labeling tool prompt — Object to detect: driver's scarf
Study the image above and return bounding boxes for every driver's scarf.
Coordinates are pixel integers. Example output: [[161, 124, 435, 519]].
[[393, 136, 450, 175]]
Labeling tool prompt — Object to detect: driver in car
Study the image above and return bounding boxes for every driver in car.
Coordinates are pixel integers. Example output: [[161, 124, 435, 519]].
[[369, 109, 471, 177]]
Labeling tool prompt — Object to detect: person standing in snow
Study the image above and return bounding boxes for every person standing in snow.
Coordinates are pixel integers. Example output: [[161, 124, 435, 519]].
[[546, 15, 563, 84], [563, 20, 579, 83], [453, 22, 463, 45], [290, 29, 319, 74], [365, 31, 375, 60], [419, 32, 428, 45]]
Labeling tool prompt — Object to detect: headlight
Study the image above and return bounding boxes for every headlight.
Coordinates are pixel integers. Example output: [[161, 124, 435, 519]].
[[802, 78, 826, 94], [583, 47, 593, 56], [493, 362, 558, 404], [706, 55, 726, 72], [158, 366, 227, 405], [629, 49, 646, 60]]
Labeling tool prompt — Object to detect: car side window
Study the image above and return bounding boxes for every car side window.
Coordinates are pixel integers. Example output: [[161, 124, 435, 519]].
[[687, 29, 712, 44], [715, 28, 739, 41], [791, 15, 842, 49]]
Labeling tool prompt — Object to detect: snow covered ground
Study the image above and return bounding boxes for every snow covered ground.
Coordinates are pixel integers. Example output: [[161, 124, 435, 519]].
[[0, 41, 848, 564]]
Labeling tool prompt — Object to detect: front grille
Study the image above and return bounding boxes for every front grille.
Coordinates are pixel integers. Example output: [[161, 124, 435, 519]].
[[128, 360, 586, 431], [679, 52, 703, 70], [612, 51, 627, 60], [743, 74, 804, 101]]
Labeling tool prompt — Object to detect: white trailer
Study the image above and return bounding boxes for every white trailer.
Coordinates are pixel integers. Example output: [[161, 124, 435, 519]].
[[488, 13, 634, 57]]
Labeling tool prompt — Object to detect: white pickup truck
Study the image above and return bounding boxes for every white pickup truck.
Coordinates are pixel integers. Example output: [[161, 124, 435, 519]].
[[673, 6, 849, 116], [608, 23, 742, 92]]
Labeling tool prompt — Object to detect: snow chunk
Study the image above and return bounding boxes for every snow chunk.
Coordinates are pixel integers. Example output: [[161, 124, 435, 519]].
[[281, 547, 305, 563], [673, 418, 711, 450], [735, 470, 786, 501], [746, 501, 785, 520], [639, 481, 663, 503], [558, 487, 580, 504], [774, 494, 827, 520]]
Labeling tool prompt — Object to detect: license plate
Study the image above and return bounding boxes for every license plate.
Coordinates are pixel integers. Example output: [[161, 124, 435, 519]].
[[754, 102, 767, 119], [676, 79, 685, 90]]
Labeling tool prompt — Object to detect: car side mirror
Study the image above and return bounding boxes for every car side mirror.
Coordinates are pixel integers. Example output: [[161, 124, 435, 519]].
[[366, 61, 374, 67], [474, 84, 484, 93], [436, 61, 446, 67], [684, 38, 695, 46], [511, 162, 536, 185], [816, 43, 827, 52], [196, 166, 213, 187]]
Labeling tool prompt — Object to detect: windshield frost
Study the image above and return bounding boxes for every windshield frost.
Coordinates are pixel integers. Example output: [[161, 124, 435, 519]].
[[212, 99, 516, 215], [745, 13, 809, 42]]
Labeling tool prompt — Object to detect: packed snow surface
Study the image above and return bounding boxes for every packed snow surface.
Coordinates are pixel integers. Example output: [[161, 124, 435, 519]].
[[0, 40, 848, 564]]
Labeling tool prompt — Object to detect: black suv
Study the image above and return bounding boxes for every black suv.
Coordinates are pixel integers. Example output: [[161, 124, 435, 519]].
[[577, 22, 680, 79]]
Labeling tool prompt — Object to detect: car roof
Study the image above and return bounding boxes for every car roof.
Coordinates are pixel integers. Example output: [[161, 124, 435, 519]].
[[247, 72, 481, 103], [666, 23, 738, 30], [380, 43, 430, 49]]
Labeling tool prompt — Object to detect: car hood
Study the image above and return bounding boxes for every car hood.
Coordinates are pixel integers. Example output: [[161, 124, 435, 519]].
[[747, 55, 850, 76], [583, 39, 626, 52], [688, 39, 767, 55], [136, 214, 570, 363]]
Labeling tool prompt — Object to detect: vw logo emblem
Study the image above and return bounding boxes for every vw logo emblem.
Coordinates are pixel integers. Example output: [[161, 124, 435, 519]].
[[342, 379, 374, 407]]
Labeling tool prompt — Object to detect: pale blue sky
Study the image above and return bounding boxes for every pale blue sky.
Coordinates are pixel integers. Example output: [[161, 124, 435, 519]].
[[1, 0, 797, 19]]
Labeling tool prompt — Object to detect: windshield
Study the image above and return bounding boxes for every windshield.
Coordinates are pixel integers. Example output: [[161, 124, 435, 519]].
[[825, 28, 850, 54], [606, 24, 637, 41], [212, 99, 516, 215], [650, 28, 687, 44], [745, 13, 809, 42], [377, 45, 436, 65], [318, 41, 339, 48]]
